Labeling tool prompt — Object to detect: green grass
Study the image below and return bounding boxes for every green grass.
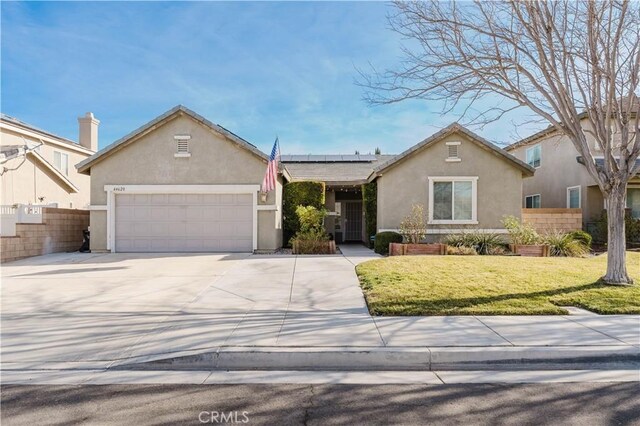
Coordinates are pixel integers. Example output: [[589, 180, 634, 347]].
[[356, 252, 640, 315]]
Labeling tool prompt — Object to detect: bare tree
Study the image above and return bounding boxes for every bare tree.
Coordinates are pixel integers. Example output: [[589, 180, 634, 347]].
[[360, 0, 639, 285]]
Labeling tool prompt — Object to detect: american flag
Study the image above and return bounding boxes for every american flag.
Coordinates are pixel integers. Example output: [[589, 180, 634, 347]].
[[261, 137, 280, 193]]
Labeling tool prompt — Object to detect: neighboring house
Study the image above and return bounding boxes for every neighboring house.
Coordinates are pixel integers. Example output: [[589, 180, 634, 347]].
[[505, 118, 640, 225], [78, 106, 533, 253], [1, 113, 97, 209]]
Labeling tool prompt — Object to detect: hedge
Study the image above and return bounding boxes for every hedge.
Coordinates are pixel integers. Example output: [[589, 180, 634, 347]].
[[374, 231, 403, 255], [362, 181, 377, 248], [283, 181, 325, 246]]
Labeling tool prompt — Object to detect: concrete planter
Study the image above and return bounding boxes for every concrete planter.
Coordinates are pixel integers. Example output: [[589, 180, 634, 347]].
[[510, 244, 550, 257], [389, 243, 447, 256], [292, 239, 336, 255]]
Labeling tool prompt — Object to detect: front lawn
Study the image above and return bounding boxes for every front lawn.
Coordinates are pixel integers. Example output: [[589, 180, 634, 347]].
[[356, 252, 640, 315]]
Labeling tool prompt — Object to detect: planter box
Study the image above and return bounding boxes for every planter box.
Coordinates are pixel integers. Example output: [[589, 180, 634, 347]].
[[389, 243, 447, 256], [389, 242, 405, 256], [292, 239, 336, 255], [510, 244, 550, 257]]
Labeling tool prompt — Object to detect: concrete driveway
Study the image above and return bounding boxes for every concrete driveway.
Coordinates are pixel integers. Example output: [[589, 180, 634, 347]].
[[1, 247, 382, 368]]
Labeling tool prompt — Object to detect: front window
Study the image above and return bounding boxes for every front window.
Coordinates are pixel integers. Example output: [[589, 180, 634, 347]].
[[53, 151, 69, 175], [525, 194, 541, 208], [429, 177, 477, 223], [526, 144, 541, 168], [628, 188, 640, 219], [567, 186, 581, 209]]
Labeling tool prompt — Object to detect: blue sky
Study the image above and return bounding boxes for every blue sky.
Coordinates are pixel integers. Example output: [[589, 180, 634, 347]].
[[1, 1, 543, 154]]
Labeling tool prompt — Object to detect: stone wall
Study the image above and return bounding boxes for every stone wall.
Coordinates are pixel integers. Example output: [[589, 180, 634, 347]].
[[522, 208, 583, 234], [1, 208, 89, 263]]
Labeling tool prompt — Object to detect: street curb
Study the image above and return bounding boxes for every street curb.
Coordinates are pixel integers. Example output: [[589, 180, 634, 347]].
[[111, 345, 640, 371]]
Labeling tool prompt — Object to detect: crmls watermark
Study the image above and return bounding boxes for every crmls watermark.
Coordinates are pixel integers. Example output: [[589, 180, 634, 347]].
[[198, 411, 250, 424]]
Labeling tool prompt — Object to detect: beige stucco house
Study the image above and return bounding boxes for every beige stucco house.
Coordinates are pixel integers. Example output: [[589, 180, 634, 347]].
[[77, 105, 284, 253], [506, 117, 640, 225], [78, 106, 532, 253], [1, 113, 97, 208], [284, 124, 534, 243]]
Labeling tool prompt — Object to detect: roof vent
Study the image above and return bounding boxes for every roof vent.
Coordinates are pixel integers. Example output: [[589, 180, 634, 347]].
[[445, 141, 461, 162], [174, 134, 191, 157]]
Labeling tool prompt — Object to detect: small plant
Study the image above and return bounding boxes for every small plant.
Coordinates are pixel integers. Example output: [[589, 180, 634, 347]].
[[374, 231, 403, 255], [399, 204, 427, 244], [446, 245, 478, 255], [289, 206, 329, 251], [444, 230, 505, 255], [568, 230, 593, 249], [295, 205, 327, 234], [502, 215, 541, 245], [543, 231, 589, 257]]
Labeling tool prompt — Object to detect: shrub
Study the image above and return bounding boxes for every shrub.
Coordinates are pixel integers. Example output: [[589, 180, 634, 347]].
[[444, 230, 506, 255], [446, 245, 478, 255], [543, 231, 589, 257], [399, 204, 427, 244], [374, 231, 403, 255], [590, 210, 640, 244], [568, 230, 593, 249], [295, 205, 326, 234], [362, 182, 377, 247], [502, 215, 541, 245], [290, 206, 330, 253], [283, 181, 325, 246]]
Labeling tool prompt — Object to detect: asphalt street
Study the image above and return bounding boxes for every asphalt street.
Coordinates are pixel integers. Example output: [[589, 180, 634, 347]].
[[2, 383, 639, 425]]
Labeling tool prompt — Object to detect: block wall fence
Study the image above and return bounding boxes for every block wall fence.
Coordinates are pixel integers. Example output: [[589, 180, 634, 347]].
[[521, 208, 582, 234], [1, 208, 89, 263]]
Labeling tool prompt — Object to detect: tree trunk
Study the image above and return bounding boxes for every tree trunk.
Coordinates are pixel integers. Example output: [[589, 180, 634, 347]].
[[603, 185, 633, 285]]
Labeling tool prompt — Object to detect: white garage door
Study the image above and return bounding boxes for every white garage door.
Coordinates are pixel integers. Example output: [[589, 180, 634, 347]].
[[115, 193, 253, 252]]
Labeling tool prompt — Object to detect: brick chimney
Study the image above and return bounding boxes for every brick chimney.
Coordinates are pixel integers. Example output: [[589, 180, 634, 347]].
[[78, 112, 99, 151]]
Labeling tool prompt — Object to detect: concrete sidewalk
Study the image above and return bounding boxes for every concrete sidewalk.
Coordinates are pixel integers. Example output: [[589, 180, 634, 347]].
[[1, 247, 638, 373]]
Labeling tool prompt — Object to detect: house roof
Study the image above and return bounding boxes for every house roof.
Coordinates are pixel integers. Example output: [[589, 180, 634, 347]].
[[0, 113, 94, 155], [371, 123, 535, 178], [577, 156, 640, 173], [282, 155, 394, 185], [76, 105, 268, 174], [506, 97, 639, 152]]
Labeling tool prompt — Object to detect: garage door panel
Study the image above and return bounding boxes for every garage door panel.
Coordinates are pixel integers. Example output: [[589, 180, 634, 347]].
[[167, 223, 186, 237], [186, 207, 205, 220], [133, 194, 150, 204], [235, 194, 253, 205], [167, 207, 186, 221], [149, 207, 168, 221], [115, 192, 253, 252]]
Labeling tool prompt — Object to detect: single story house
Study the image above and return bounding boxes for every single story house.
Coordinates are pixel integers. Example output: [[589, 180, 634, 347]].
[[77, 105, 534, 253]]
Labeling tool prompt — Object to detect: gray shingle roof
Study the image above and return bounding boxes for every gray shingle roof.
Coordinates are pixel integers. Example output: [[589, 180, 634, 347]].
[[282, 155, 394, 184]]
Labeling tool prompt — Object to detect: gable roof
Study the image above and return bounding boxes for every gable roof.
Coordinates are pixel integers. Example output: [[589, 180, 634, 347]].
[[76, 105, 268, 174], [283, 155, 394, 185], [27, 150, 79, 193], [504, 124, 560, 152], [370, 123, 535, 179]]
